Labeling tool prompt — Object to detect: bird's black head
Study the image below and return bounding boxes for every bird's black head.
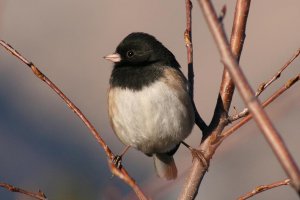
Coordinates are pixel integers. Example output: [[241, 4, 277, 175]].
[[105, 32, 180, 68], [104, 32, 180, 90]]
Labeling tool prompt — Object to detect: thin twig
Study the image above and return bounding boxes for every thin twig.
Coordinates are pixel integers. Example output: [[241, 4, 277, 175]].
[[0, 182, 47, 200], [255, 49, 300, 97], [185, 0, 208, 131], [0, 40, 148, 200], [228, 48, 300, 122], [238, 179, 290, 200], [179, 1, 252, 199], [185, 0, 194, 99], [223, 74, 300, 138], [197, 0, 300, 195]]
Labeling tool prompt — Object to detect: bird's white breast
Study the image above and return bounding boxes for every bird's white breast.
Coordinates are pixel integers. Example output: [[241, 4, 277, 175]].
[[108, 81, 194, 154]]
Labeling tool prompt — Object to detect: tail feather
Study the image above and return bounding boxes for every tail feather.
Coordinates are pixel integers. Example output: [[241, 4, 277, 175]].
[[153, 153, 177, 180]]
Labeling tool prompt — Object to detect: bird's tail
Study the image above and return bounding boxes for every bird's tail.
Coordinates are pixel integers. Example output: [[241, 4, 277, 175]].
[[153, 153, 177, 180]]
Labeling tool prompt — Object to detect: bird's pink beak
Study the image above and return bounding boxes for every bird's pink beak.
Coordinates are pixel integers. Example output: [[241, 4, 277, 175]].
[[103, 53, 121, 63]]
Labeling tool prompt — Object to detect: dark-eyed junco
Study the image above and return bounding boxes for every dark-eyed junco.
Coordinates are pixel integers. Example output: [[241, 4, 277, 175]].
[[104, 32, 194, 180]]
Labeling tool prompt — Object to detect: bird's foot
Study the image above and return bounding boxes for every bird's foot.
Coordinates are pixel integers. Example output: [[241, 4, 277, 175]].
[[110, 155, 123, 179], [112, 155, 123, 169], [190, 148, 209, 169], [111, 145, 131, 170], [181, 141, 209, 170]]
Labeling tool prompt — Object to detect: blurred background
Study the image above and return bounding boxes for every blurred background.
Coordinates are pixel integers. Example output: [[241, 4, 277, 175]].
[[0, 0, 299, 199]]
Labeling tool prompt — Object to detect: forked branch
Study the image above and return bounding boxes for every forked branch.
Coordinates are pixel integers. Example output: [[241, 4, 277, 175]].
[[179, 1, 252, 199], [223, 73, 300, 138], [197, 0, 300, 195], [228, 49, 300, 123]]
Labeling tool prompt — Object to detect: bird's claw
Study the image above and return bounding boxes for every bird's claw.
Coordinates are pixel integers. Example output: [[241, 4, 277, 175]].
[[112, 155, 123, 169], [190, 149, 209, 170], [110, 155, 123, 179]]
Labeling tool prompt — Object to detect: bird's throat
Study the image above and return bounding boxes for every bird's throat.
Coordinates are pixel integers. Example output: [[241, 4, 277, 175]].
[[110, 65, 164, 91]]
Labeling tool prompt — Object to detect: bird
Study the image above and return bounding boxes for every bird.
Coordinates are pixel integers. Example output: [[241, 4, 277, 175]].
[[104, 32, 195, 180]]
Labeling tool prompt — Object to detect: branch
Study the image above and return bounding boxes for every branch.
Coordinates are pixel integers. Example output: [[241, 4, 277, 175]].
[[218, 0, 250, 111], [223, 73, 300, 138], [0, 182, 47, 200], [185, 0, 194, 99], [238, 179, 290, 200], [197, 0, 300, 195], [203, 0, 251, 140], [179, 1, 252, 199], [185, 0, 208, 131], [228, 48, 300, 122], [255, 49, 300, 97], [0, 40, 148, 200]]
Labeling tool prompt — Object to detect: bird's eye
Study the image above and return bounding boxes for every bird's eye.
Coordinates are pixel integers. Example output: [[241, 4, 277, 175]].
[[127, 50, 134, 58]]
